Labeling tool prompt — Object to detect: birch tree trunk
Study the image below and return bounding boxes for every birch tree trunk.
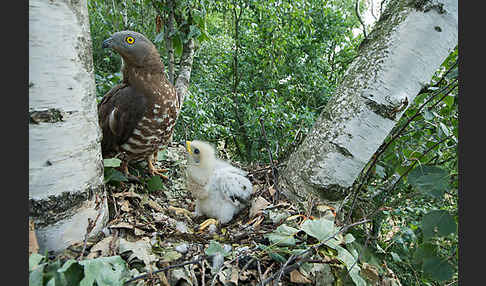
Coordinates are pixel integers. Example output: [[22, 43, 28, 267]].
[[278, 0, 458, 205], [29, 0, 108, 254]]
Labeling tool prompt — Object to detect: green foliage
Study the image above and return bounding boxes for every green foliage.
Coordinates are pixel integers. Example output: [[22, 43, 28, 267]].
[[146, 175, 166, 192], [205, 240, 231, 257], [420, 210, 457, 241], [88, 0, 361, 163], [29, 254, 131, 286], [263, 216, 369, 285], [265, 224, 300, 246], [103, 158, 127, 184], [408, 165, 449, 198], [174, 0, 360, 162]]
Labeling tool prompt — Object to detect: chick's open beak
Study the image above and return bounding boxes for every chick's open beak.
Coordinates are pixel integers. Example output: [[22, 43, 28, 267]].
[[186, 141, 192, 155]]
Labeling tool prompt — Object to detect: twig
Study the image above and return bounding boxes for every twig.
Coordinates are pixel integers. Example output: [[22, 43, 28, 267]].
[[123, 256, 206, 285], [355, 0, 367, 39], [259, 117, 280, 202], [78, 212, 101, 261], [109, 229, 119, 256], [200, 260, 206, 286], [257, 260, 263, 283], [380, 0, 387, 15], [370, 0, 378, 21]]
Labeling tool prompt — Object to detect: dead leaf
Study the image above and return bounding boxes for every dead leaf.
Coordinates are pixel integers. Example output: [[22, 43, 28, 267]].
[[29, 219, 39, 255], [113, 191, 142, 199], [249, 196, 270, 218], [229, 266, 239, 285], [144, 199, 165, 212], [160, 249, 182, 263], [87, 236, 116, 259], [109, 222, 134, 230], [268, 185, 276, 196], [119, 237, 158, 270], [286, 214, 305, 221], [252, 215, 265, 228], [134, 227, 147, 236], [290, 269, 312, 284], [119, 200, 132, 212], [360, 263, 380, 286], [157, 271, 171, 286]]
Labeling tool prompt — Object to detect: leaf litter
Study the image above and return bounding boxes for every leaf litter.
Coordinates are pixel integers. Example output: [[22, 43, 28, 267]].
[[35, 143, 401, 285]]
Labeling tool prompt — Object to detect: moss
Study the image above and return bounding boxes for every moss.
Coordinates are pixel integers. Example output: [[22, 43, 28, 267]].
[[408, 0, 446, 14], [29, 109, 64, 124], [29, 184, 105, 227]]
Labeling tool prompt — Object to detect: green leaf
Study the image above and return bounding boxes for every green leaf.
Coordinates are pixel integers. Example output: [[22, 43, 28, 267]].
[[300, 217, 342, 249], [43, 259, 63, 285], [336, 245, 367, 286], [205, 240, 230, 257], [390, 252, 402, 262], [103, 158, 122, 168], [421, 210, 457, 240], [29, 263, 46, 286], [58, 259, 84, 286], [408, 165, 449, 198], [173, 34, 183, 57], [300, 217, 336, 241], [265, 224, 299, 246], [154, 32, 164, 43], [375, 165, 386, 178], [344, 234, 355, 244], [146, 175, 165, 192], [413, 243, 437, 265], [156, 149, 168, 161], [439, 122, 450, 137], [269, 252, 287, 263], [78, 256, 130, 286], [104, 168, 127, 184], [423, 256, 454, 282], [29, 253, 45, 272]]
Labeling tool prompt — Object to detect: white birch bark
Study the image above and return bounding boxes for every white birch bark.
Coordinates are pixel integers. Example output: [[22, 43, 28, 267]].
[[29, 0, 108, 253], [175, 38, 196, 112], [279, 0, 458, 204]]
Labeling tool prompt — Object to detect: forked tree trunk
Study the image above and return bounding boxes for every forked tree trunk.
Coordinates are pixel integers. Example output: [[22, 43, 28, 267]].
[[279, 0, 458, 205], [29, 0, 108, 254]]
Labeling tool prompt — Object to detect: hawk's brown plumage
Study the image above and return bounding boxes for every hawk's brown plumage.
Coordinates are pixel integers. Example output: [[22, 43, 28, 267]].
[[98, 31, 180, 177]]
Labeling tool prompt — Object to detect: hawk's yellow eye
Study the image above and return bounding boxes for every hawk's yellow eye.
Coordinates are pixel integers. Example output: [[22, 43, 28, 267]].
[[125, 36, 135, 44]]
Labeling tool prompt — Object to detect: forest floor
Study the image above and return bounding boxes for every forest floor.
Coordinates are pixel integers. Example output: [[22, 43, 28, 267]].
[[50, 143, 399, 286]]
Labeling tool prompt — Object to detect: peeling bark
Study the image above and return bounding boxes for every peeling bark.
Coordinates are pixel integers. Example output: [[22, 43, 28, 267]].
[[278, 0, 458, 205], [29, 0, 108, 253]]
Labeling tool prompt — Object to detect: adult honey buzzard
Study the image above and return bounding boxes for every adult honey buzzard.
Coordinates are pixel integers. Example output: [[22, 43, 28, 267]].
[[98, 31, 180, 178]]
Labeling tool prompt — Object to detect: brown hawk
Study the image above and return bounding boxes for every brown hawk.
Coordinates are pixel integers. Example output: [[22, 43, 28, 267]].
[[98, 31, 180, 178]]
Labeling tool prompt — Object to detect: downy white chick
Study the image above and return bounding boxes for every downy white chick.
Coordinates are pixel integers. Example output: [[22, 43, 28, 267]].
[[185, 140, 253, 224]]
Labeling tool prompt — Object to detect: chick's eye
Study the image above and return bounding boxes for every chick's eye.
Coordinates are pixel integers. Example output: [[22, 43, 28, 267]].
[[194, 149, 200, 154], [125, 36, 135, 44]]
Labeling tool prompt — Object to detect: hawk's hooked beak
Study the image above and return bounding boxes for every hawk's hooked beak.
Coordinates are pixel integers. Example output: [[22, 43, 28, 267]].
[[186, 141, 192, 155], [102, 37, 113, 49]]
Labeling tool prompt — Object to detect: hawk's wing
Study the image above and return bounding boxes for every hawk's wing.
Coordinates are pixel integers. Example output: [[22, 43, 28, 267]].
[[98, 84, 147, 156], [209, 168, 252, 207], [214, 159, 248, 176]]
